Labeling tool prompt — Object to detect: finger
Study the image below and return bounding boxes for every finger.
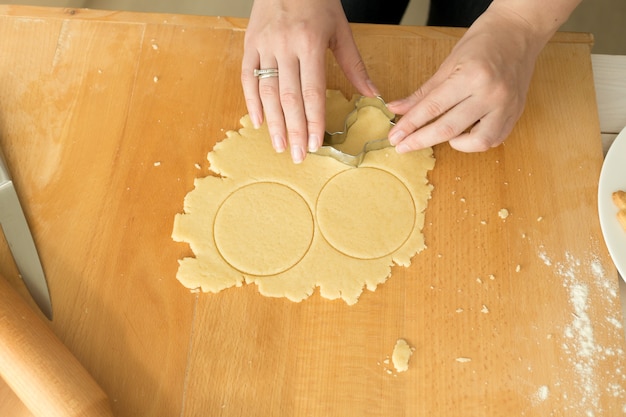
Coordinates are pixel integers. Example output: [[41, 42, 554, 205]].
[[299, 51, 327, 153], [386, 68, 450, 115], [386, 82, 434, 116], [241, 49, 263, 129], [388, 82, 471, 146], [394, 98, 486, 153], [331, 21, 379, 97], [448, 112, 516, 152], [385, 95, 417, 116], [276, 57, 308, 164], [258, 57, 288, 154]]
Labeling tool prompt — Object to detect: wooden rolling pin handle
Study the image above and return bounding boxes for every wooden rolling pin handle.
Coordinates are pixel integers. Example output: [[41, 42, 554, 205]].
[[0, 275, 114, 417]]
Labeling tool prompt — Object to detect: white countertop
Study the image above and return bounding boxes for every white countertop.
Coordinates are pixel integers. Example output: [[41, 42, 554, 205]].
[[592, 54, 626, 154]]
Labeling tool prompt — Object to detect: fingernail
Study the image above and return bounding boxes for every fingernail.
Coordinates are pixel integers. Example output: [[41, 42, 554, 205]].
[[367, 79, 380, 96], [388, 129, 405, 146], [386, 100, 401, 108], [308, 134, 320, 153], [291, 145, 305, 164], [251, 113, 262, 129], [272, 135, 286, 153]]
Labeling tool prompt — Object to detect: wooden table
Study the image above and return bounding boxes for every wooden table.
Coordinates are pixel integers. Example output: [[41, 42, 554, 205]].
[[1, 6, 625, 417]]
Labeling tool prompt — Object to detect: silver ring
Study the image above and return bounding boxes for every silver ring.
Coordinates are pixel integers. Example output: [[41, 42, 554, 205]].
[[254, 68, 279, 79]]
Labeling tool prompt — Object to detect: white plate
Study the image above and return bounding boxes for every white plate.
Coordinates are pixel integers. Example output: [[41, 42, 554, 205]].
[[599, 126, 626, 279]]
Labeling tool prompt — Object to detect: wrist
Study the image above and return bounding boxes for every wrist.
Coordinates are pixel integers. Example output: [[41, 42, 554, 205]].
[[483, 0, 581, 51], [252, 0, 340, 13]]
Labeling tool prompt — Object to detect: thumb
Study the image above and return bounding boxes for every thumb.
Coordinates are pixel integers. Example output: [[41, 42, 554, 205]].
[[330, 23, 379, 97]]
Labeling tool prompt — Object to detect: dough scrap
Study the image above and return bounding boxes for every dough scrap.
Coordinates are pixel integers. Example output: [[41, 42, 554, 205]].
[[172, 90, 435, 304], [392, 339, 414, 373]]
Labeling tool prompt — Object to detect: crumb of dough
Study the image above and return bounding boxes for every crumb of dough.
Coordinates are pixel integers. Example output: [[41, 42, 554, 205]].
[[392, 339, 414, 373], [515, 264, 521, 272], [455, 357, 472, 363], [498, 208, 509, 219]]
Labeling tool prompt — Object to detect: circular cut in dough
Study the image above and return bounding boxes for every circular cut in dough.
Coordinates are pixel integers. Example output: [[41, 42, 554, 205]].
[[316, 168, 415, 259], [214, 182, 314, 276]]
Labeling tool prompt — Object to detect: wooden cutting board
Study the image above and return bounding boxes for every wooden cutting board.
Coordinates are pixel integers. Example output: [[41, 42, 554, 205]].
[[1, 6, 625, 417]]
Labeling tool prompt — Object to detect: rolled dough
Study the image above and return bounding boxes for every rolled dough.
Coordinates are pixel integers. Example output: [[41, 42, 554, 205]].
[[316, 168, 415, 259], [214, 182, 314, 276], [172, 90, 435, 304]]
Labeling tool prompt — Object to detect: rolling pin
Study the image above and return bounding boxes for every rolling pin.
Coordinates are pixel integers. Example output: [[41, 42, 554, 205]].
[[0, 274, 114, 417]]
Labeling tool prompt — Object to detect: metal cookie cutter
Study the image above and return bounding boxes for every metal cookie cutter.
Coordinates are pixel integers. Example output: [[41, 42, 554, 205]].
[[313, 95, 396, 167]]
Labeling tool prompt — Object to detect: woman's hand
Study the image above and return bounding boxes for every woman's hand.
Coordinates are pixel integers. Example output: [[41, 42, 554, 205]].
[[387, 2, 571, 153], [242, 0, 379, 163]]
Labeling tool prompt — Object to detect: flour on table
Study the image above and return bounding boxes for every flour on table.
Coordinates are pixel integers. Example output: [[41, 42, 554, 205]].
[[172, 90, 435, 304], [536, 249, 626, 415]]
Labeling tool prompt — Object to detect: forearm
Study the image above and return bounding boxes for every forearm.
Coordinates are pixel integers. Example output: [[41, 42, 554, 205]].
[[487, 0, 582, 46], [250, 0, 340, 16]]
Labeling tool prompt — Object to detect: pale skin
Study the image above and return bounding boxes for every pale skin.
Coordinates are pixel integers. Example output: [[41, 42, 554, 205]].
[[242, 0, 582, 163]]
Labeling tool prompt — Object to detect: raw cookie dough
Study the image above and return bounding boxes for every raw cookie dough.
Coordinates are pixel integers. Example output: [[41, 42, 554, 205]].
[[325, 89, 358, 133], [316, 168, 415, 259], [333, 106, 393, 156], [214, 182, 314, 275], [172, 90, 435, 304], [392, 339, 414, 372]]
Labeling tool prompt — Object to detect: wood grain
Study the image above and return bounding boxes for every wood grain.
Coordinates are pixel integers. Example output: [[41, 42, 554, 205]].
[[0, 6, 623, 417], [0, 377, 34, 417], [0, 274, 113, 417]]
